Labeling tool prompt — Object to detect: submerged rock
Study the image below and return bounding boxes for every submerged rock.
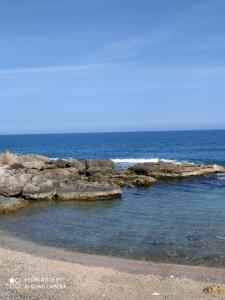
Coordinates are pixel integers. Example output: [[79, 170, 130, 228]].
[[0, 196, 28, 213], [203, 285, 225, 297]]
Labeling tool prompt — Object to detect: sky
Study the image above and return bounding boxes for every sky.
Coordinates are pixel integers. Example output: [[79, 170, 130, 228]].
[[0, 0, 225, 134]]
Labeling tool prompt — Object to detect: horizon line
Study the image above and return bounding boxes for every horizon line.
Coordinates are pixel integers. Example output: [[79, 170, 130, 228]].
[[0, 128, 224, 136]]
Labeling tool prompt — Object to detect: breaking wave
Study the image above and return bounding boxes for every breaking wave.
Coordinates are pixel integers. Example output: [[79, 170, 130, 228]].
[[217, 173, 225, 180], [112, 158, 182, 164], [111, 158, 193, 168]]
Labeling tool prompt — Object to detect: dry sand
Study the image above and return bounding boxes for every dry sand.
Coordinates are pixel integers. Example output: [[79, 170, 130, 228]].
[[0, 233, 225, 300]]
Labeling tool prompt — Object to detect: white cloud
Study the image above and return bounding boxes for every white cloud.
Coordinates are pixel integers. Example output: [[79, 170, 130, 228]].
[[88, 30, 173, 61], [0, 63, 109, 76]]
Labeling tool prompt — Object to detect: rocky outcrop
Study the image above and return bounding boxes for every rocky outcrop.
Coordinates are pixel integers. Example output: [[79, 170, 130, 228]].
[[0, 152, 122, 211], [0, 151, 224, 213], [0, 196, 28, 213], [129, 161, 225, 179]]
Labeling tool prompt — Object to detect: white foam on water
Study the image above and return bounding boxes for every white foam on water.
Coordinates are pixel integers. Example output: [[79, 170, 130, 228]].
[[217, 173, 225, 180], [112, 158, 189, 165]]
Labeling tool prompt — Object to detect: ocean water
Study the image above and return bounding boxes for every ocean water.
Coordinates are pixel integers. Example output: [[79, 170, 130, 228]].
[[0, 130, 225, 266]]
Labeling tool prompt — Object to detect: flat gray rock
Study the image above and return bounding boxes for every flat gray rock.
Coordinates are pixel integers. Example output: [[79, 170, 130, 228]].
[[0, 196, 28, 213], [56, 182, 122, 201]]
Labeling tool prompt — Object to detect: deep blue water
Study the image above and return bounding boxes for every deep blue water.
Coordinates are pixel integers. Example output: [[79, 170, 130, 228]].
[[0, 130, 224, 165], [0, 130, 225, 266]]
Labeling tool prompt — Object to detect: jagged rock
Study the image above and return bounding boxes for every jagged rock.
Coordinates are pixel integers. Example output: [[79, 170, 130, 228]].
[[0, 196, 28, 213], [56, 181, 122, 201]]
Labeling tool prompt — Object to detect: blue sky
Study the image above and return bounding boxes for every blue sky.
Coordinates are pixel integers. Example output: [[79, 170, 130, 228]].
[[0, 0, 225, 133]]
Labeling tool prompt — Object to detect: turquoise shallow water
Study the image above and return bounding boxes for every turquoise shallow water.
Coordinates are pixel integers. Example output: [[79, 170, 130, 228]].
[[0, 130, 224, 266]]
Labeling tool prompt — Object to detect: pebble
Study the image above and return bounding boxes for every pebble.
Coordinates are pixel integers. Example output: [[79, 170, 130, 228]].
[[152, 292, 160, 296]]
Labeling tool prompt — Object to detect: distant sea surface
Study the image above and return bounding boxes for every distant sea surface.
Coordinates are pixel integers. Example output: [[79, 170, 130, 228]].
[[0, 130, 225, 266]]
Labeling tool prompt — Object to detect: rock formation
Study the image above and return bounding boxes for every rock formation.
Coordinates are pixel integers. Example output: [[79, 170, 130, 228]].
[[129, 161, 225, 179], [0, 151, 224, 213]]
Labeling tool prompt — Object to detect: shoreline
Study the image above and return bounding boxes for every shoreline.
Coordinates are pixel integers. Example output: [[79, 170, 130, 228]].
[[1, 230, 225, 284], [0, 232, 225, 299]]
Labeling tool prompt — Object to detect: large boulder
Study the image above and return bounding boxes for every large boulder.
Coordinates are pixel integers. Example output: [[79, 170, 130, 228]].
[[22, 175, 56, 200], [0, 196, 28, 213], [56, 181, 122, 201], [0, 166, 31, 196]]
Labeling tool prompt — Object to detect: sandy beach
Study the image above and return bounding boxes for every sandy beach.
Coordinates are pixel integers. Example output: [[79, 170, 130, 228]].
[[0, 233, 225, 300]]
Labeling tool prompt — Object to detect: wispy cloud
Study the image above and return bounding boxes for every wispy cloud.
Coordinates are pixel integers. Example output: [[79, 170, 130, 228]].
[[88, 30, 173, 61], [0, 63, 109, 76]]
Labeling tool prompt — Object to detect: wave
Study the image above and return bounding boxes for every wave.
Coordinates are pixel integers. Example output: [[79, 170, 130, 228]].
[[112, 158, 191, 165], [217, 173, 225, 180]]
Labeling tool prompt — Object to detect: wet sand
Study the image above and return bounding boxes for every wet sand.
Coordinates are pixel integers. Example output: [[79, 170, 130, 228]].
[[0, 232, 225, 300]]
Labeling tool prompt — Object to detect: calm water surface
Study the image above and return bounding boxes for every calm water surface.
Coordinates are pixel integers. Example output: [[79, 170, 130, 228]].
[[0, 130, 224, 266]]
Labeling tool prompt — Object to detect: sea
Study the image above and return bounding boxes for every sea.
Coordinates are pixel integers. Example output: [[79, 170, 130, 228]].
[[0, 130, 225, 266]]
